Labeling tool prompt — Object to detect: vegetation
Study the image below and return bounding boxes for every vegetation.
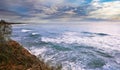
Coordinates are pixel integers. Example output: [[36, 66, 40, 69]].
[[0, 40, 61, 70]]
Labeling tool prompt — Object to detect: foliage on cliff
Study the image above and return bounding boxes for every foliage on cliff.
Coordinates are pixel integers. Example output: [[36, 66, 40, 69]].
[[0, 40, 59, 70], [0, 20, 61, 70]]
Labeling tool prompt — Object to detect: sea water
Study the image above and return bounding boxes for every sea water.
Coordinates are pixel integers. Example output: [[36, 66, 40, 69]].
[[12, 22, 120, 70]]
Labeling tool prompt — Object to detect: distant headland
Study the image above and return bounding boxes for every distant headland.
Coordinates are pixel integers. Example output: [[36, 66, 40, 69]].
[[0, 20, 12, 42], [0, 20, 23, 24], [0, 20, 24, 42]]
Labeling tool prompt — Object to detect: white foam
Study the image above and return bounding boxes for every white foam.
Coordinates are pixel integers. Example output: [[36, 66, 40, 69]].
[[41, 32, 120, 51], [32, 33, 39, 35], [114, 53, 120, 64], [29, 47, 47, 56], [26, 32, 120, 70], [62, 62, 85, 70], [21, 29, 32, 32]]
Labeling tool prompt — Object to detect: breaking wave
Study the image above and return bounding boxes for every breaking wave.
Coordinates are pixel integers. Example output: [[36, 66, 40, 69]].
[[12, 24, 120, 70], [41, 32, 120, 51], [29, 31, 120, 70]]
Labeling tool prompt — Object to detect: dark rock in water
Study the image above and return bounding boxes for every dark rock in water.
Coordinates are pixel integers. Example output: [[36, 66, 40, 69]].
[[82, 32, 92, 34], [96, 33, 109, 36], [81, 31, 109, 37], [87, 58, 106, 68], [95, 50, 113, 58]]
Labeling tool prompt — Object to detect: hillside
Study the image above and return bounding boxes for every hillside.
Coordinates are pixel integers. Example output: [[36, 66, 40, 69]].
[[0, 20, 61, 70], [0, 40, 54, 70]]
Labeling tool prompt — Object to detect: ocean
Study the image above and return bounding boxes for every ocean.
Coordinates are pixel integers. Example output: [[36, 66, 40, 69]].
[[12, 22, 120, 70]]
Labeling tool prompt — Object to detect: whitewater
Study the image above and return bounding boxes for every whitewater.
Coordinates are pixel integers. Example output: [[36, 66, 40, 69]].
[[12, 22, 120, 70]]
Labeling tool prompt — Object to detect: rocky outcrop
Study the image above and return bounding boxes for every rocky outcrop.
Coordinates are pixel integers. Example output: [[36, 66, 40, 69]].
[[0, 20, 61, 70], [0, 20, 12, 42]]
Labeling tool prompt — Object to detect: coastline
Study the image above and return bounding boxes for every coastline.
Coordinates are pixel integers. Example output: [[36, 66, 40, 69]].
[[0, 40, 54, 70], [0, 20, 61, 70]]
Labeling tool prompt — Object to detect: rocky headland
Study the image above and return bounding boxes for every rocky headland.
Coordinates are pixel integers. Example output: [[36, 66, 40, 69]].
[[0, 20, 61, 70]]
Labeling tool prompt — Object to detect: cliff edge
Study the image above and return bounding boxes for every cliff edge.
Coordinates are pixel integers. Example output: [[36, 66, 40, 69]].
[[0, 20, 60, 70], [0, 40, 53, 70]]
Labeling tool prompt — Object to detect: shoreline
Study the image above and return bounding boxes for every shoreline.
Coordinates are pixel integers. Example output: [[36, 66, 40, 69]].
[[0, 20, 61, 70], [0, 40, 56, 70]]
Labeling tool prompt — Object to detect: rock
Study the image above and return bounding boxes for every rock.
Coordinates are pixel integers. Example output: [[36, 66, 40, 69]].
[[0, 20, 12, 42]]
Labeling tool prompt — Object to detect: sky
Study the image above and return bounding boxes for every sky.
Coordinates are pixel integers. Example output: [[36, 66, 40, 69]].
[[0, 0, 120, 23]]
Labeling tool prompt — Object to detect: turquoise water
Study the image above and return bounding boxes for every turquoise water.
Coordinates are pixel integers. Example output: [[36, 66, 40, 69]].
[[12, 22, 120, 70]]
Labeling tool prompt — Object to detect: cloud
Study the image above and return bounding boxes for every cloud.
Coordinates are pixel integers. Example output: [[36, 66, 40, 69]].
[[89, 1, 120, 20], [0, 9, 23, 22], [0, 0, 120, 23]]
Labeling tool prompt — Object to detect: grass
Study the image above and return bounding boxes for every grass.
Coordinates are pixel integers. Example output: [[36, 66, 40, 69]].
[[0, 40, 61, 70]]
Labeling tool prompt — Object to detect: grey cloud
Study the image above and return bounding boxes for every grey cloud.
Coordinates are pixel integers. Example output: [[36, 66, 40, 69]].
[[0, 0, 92, 22], [0, 0, 120, 22]]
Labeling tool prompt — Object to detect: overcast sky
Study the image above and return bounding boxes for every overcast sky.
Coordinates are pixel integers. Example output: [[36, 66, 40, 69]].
[[0, 0, 120, 23]]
